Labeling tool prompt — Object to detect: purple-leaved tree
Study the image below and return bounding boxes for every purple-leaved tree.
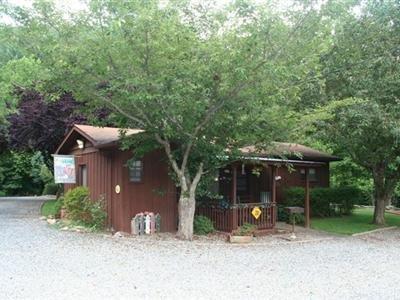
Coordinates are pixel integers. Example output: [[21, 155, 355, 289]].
[[7, 90, 86, 155]]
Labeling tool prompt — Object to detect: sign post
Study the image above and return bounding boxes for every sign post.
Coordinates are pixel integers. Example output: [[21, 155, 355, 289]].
[[53, 155, 76, 184]]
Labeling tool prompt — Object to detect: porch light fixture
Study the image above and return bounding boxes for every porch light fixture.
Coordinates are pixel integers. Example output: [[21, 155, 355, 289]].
[[76, 139, 84, 149], [275, 176, 282, 181], [241, 163, 245, 175]]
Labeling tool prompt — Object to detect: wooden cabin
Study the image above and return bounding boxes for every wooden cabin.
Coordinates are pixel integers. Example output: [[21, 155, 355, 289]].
[[56, 125, 339, 233]]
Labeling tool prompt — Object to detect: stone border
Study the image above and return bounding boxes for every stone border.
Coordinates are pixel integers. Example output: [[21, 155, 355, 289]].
[[351, 226, 397, 237]]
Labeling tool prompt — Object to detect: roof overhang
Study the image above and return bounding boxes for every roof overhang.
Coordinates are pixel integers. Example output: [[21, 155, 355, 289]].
[[55, 126, 97, 154], [55, 125, 143, 154], [241, 156, 328, 166]]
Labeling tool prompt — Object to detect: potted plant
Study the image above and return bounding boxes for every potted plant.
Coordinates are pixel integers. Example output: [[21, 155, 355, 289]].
[[229, 223, 257, 243]]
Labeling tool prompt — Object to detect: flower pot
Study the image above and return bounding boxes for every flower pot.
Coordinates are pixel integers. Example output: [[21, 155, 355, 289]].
[[229, 235, 253, 244]]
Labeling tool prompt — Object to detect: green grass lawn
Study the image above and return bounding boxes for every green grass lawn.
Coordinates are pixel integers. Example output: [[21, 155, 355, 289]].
[[311, 208, 400, 235], [41, 200, 59, 217]]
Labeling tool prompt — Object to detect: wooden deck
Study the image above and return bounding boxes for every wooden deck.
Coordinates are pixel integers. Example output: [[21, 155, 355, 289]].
[[196, 202, 275, 232]]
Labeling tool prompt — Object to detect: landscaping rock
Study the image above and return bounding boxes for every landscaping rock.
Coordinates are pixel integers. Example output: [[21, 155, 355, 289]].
[[113, 231, 123, 238], [229, 235, 253, 244], [46, 218, 57, 225], [113, 231, 130, 238], [73, 226, 86, 231]]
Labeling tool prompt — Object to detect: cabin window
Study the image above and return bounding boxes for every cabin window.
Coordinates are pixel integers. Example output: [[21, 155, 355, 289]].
[[300, 168, 317, 182], [129, 160, 143, 182], [236, 173, 248, 192], [79, 165, 88, 186]]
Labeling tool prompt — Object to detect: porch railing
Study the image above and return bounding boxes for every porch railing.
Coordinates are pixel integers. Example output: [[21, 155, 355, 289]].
[[196, 202, 275, 232]]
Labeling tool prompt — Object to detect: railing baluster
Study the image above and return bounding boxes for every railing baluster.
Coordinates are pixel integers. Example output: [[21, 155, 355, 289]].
[[196, 202, 275, 232]]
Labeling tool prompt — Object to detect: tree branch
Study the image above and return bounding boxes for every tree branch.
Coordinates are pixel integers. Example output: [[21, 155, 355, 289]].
[[190, 162, 204, 196], [154, 133, 189, 191], [96, 93, 146, 127]]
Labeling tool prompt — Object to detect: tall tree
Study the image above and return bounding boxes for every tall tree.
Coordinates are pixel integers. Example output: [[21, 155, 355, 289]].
[[7, 90, 85, 155], [319, 0, 400, 224], [2, 0, 331, 239]]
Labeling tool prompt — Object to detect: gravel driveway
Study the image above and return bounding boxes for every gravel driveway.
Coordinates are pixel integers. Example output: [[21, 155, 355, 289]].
[[1, 198, 400, 299]]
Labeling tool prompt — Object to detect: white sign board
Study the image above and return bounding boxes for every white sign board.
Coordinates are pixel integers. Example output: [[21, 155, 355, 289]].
[[53, 155, 76, 184]]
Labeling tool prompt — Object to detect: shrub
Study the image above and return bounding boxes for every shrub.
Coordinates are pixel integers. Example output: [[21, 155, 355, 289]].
[[283, 187, 305, 207], [39, 164, 54, 185], [234, 223, 257, 236], [283, 186, 363, 217], [330, 186, 359, 215], [42, 183, 60, 195], [288, 213, 305, 225], [393, 185, 400, 208], [277, 204, 289, 222], [277, 204, 305, 224], [63, 187, 107, 230], [54, 196, 64, 215], [85, 196, 107, 230], [64, 187, 91, 221], [193, 215, 215, 235], [354, 186, 373, 205]]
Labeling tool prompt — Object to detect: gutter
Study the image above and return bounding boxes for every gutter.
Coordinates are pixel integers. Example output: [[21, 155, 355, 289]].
[[240, 156, 328, 166]]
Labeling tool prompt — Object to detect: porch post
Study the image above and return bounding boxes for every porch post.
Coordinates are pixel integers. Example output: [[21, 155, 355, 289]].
[[231, 164, 238, 230], [271, 165, 277, 204], [232, 164, 237, 205], [271, 165, 277, 226], [304, 167, 310, 228]]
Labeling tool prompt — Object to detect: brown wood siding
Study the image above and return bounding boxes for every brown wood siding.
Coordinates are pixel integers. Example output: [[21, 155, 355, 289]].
[[110, 149, 177, 233], [276, 164, 330, 203], [64, 150, 113, 225], [64, 148, 177, 233]]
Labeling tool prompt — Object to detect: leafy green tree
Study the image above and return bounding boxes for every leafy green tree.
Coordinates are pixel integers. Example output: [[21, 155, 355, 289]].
[[0, 57, 50, 118], [1, 0, 332, 239], [0, 151, 45, 196], [320, 0, 400, 224], [330, 157, 372, 200]]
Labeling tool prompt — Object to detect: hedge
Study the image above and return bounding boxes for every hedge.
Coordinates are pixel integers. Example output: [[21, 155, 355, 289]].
[[283, 186, 366, 218]]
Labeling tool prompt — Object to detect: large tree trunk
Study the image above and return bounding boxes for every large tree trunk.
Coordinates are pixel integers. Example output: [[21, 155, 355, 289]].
[[155, 135, 204, 240], [372, 170, 396, 225], [176, 192, 196, 240], [175, 164, 203, 240], [373, 195, 386, 225], [373, 171, 386, 225]]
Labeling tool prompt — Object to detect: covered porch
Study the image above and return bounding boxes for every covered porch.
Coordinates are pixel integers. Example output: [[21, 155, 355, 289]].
[[196, 160, 313, 233]]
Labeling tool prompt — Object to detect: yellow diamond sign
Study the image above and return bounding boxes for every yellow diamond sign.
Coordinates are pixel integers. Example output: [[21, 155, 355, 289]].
[[252, 206, 262, 220]]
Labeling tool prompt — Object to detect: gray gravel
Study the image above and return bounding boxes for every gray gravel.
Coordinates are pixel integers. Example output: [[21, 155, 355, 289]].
[[1, 199, 400, 299]]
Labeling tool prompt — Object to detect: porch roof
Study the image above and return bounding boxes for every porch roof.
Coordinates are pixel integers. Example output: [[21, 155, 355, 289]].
[[239, 143, 340, 163]]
